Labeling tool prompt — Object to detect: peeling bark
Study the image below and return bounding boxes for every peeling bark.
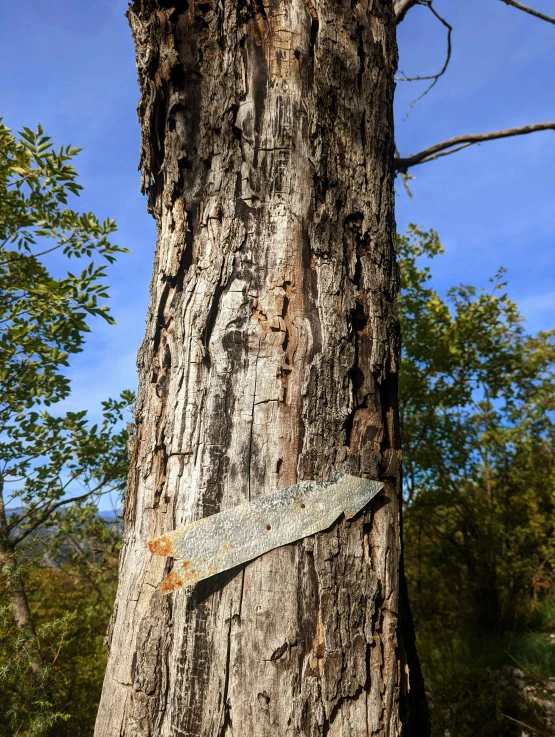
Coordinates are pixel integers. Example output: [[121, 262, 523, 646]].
[[96, 0, 428, 734]]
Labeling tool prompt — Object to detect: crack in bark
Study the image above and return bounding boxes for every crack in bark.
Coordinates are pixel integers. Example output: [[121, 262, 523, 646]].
[[247, 338, 261, 503], [217, 604, 234, 737]]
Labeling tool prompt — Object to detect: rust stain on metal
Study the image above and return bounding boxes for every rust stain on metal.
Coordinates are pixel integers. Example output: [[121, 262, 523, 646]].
[[160, 563, 200, 594], [147, 534, 175, 557], [160, 568, 184, 594], [148, 473, 383, 594]]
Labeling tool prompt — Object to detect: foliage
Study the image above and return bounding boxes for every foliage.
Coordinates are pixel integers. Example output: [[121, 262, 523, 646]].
[[0, 601, 73, 737], [0, 120, 125, 410], [0, 528, 120, 737], [0, 120, 132, 736], [399, 225, 555, 736], [0, 119, 132, 535]]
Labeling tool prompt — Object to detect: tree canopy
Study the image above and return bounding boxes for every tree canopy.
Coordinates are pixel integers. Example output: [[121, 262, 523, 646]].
[[0, 121, 132, 737], [399, 226, 555, 735]]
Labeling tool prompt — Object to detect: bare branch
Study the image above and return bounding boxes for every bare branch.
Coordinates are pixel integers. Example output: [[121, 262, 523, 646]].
[[395, 145, 416, 197], [501, 0, 555, 25], [416, 141, 474, 163], [395, 0, 422, 24], [395, 122, 555, 172], [0, 241, 64, 267], [399, 3, 453, 117], [5, 469, 83, 534], [501, 713, 545, 735], [11, 473, 121, 547], [0, 231, 78, 267]]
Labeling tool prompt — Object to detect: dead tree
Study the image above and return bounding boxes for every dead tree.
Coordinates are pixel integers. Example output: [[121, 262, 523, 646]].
[[95, 1, 555, 735]]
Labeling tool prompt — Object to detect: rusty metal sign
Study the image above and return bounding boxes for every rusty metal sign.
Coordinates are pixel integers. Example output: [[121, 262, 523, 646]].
[[148, 473, 383, 594]]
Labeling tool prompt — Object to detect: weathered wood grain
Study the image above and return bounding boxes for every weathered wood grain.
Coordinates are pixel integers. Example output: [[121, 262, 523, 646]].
[[95, 0, 428, 734]]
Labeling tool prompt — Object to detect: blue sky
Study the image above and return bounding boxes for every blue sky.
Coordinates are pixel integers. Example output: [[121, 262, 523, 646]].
[[1, 0, 554, 428]]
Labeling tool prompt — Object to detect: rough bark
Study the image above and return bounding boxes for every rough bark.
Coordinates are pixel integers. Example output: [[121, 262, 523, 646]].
[[96, 0, 428, 735]]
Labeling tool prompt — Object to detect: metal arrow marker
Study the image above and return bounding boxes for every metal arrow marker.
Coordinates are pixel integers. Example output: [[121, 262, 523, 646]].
[[148, 473, 383, 594]]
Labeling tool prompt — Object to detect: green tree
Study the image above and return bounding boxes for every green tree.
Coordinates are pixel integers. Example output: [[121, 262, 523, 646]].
[[0, 120, 132, 737], [399, 225, 555, 736]]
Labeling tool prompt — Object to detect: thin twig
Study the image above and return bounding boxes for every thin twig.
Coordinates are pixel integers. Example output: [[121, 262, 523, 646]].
[[395, 144, 416, 197], [501, 0, 555, 25], [0, 232, 77, 267], [52, 633, 66, 665], [505, 649, 527, 670], [501, 713, 546, 735], [399, 2, 453, 118], [0, 241, 63, 266], [6, 468, 83, 534], [417, 141, 474, 162], [12, 473, 120, 546], [395, 122, 555, 172]]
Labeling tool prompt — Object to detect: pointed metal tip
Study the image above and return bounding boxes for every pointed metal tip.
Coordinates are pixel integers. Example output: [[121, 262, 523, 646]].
[[341, 478, 384, 519], [149, 474, 385, 593]]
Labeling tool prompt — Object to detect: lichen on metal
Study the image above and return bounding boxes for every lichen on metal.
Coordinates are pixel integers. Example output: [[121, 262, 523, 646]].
[[148, 473, 383, 594]]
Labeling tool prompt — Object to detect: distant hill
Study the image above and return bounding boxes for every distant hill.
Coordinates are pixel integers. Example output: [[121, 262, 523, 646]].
[[6, 506, 122, 521], [5, 506, 124, 567]]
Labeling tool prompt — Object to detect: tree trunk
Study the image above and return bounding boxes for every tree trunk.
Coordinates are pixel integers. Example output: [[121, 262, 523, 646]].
[[96, 0, 428, 734], [0, 490, 42, 675]]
